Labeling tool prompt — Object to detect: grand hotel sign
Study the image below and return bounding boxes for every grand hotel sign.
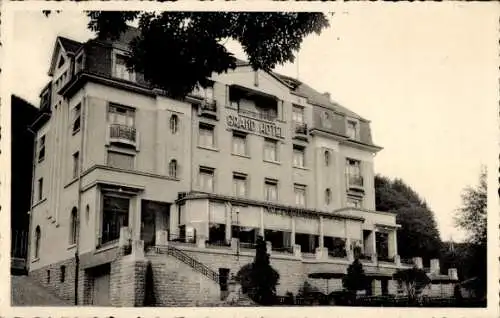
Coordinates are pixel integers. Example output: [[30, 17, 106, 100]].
[[226, 115, 284, 139]]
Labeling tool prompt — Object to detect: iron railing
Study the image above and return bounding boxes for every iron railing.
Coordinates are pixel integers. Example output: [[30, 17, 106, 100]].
[[201, 100, 217, 112], [294, 122, 308, 135], [109, 124, 137, 143], [154, 244, 220, 284], [328, 249, 347, 258], [272, 246, 294, 254], [238, 109, 277, 121]]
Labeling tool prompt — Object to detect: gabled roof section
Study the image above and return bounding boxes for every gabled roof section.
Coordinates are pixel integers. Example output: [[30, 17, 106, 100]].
[[235, 58, 366, 120], [48, 36, 83, 76], [273, 72, 367, 121]]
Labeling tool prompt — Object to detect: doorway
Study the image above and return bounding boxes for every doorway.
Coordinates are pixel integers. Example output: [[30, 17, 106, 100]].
[[89, 264, 111, 306], [141, 200, 170, 248]]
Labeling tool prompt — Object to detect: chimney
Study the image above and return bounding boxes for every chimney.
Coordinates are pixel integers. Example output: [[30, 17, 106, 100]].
[[323, 92, 331, 101], [430, 259, 440, 274]]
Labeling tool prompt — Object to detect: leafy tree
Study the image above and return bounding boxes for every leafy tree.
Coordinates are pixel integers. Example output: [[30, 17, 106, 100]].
[[393, 267, 431, 304], [46, 11, 329, 98], [454, 167, 487, 299], [342, 258, 368, 303], [236, 236, 279, 305], [375, 175, 442, 262]]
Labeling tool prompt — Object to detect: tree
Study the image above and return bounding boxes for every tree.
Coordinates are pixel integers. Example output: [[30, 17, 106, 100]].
[[46, 11, 329, 98], [454, 167, 487, 299], [375, 175, 442, 262], [342, 258, 368, 303], [393, 267, 431, 305], [236, 236, 279, 305]]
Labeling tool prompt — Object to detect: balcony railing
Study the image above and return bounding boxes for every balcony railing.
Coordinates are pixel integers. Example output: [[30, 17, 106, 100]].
[[294, 122, 308, 137], [328, 248, 347, 258], [377, 255, 395, 263], [347, 174, 364, 189], [238, 109, 277, 121], [109, 124, 137, 143], [272, 246, 294, 254], [201, 100, 217, 112], [199, 100, 218, 119]]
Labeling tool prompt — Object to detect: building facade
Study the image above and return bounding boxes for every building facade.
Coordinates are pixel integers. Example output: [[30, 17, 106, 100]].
[[27, 29, 457, 306]]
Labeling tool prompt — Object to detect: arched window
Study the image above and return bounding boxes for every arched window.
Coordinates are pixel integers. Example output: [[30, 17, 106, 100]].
[[325, 188, 332, 205], [34, 226, 41, 259], [324, 150, 330, 166], [70, 207, 78, 245], [170, 115, 178, 134], [169, 159, 178, 178]]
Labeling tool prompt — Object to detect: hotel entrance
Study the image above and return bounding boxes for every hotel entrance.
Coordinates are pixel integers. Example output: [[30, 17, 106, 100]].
[[140, 200, 170, 249]]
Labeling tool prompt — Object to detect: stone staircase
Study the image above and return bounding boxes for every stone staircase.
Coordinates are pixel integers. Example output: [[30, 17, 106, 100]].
[[150, 244, 256, 306]]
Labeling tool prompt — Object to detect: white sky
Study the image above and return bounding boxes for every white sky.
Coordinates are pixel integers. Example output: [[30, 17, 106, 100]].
[[8, 6, 498, 242]]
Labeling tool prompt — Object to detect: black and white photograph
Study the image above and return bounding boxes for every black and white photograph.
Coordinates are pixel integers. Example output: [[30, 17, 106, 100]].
[[1, 2, 498, 316]]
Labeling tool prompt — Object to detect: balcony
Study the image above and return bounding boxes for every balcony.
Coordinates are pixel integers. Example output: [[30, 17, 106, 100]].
[[109, 124, 137, 148], [238, 109, 277, 122], [293, 122, 308, 140], [198, 100, 218, 119], [347, 174, 364, 191]]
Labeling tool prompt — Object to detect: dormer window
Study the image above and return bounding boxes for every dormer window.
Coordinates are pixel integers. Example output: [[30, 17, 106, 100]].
[[321, 111, 332, 129], [347, 120, 358, 139], [113, 53, 135, 82]]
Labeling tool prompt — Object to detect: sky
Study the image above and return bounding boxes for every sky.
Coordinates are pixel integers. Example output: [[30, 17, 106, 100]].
[[8, 6, 498, 242]]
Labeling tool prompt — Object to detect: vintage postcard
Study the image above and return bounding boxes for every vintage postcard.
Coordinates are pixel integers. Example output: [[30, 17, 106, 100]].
[[0, 2, 498, 318]]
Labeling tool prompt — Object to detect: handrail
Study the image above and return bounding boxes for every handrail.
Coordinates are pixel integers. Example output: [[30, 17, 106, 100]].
[[154, 245, 220, 284]]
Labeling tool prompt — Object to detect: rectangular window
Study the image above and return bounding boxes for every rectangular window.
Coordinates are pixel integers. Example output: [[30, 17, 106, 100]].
[[72, 152, 79, 179], [264, 179, 278, 201], [294, 184, 306, 207], [346, 159, 361, 176], [292, 105, 304, 124], [199, 123, 215, 148], [108, 103, 135, 127], [233, 173, 248, 197], [293, 145, 305, 168], [264, 139, 278, 162], [38, 135, 46, 162], [232, 132, 247, 156], [347, 120, 358, 139], [113, 54, 135, 82], [107, 151, 134, 170], [72, 103, 81, 133], [38, 178, 44, 201], [101, 195, 129, 245], [199, 167, 215, 192]]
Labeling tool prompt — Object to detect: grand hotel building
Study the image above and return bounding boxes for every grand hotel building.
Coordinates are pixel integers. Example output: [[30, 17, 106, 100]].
[[26, 29, 457, 306]]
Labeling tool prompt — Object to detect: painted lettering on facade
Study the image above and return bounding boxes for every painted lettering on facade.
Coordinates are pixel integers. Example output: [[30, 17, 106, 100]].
[[226, 115, 284, 139]]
